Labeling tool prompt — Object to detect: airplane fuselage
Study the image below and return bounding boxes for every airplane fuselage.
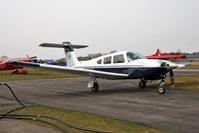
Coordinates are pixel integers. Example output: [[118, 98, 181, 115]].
[[76, 51, 177, 80]]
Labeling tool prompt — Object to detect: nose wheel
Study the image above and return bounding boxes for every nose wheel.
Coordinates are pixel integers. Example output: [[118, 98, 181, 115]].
[[158, 80, 166, 94]]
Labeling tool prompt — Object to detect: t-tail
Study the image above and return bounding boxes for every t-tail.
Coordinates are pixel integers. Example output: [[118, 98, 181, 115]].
[[39, 41, 88, 67], [155, 49, 161, 56]]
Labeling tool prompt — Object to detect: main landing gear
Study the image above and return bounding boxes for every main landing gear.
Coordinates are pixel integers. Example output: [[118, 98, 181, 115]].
[[91, 82, 99, 92], [139, 79, 166, 94], [139, 79, 146, 89], [88, 77, 99, 92], [88, 76, 166, 94]]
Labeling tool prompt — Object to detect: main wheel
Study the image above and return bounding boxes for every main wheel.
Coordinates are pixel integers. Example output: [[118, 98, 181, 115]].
[[91, 82, 99, 92], [139, 80, 146, 89], [158, 85, 166, 94]]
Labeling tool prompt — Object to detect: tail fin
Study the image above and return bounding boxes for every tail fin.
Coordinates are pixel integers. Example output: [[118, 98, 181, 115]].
[[39, 42, 88, 67], [155, 49, 161, 56]]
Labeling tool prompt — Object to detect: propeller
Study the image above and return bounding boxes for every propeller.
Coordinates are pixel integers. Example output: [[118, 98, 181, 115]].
[[161, 62, 176, 88]]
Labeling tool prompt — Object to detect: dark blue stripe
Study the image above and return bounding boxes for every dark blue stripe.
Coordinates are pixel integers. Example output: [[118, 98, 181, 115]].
[[94, 67, 168, 80]]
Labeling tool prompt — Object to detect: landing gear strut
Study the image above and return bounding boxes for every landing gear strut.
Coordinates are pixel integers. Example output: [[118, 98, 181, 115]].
[[139, 79, 146, 89], [158, 80, 166, 94]]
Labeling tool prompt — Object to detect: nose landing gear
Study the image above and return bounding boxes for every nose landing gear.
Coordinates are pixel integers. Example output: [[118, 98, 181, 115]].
[[158, 80, 166, 94], [139, 79, 166, 94]]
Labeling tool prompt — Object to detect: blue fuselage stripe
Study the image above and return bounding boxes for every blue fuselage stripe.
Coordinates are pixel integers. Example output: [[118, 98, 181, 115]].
[[90, 67, 168, 80]]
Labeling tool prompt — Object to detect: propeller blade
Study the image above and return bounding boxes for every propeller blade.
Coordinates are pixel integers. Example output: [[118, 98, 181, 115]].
[[169, 70, 175, 88]]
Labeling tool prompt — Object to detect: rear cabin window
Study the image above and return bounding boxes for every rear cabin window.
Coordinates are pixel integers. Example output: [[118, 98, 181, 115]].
[[97, 59, 102, 64], [113, 54, 125, 63], [103, 56, 112, 64]]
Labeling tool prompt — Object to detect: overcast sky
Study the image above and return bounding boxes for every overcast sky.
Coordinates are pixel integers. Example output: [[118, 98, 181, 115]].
[[0, 0, 199, 59]]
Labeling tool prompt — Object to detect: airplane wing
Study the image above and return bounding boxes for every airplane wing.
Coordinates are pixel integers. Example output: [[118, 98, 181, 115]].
[[9, 61, 128, 79], [146, 49, 186, 60], [177, 63, 191, 68], [146, 55, 186, 60]]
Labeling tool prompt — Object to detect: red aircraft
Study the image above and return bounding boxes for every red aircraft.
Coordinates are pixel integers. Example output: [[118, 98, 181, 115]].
[[0, 56, 37, 74], [146, 49, 186, 60]]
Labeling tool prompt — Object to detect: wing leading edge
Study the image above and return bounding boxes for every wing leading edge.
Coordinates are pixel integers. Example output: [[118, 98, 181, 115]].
[[177, 63, 191, 68], [9, 61, 128, 79]]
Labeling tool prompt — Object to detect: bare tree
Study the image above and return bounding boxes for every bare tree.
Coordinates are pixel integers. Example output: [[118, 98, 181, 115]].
[[1, 56, 8, 58]]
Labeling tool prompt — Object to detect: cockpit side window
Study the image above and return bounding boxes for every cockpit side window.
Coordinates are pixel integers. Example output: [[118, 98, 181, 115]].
[[113, 54, 125, 63], [103, 56, 112, 64], [127, 52, 146, 62], [97, 59, 102, 64]]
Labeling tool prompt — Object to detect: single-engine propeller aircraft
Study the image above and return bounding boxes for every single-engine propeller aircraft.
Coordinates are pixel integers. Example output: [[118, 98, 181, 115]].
[[0, 56, 37, 74], [9, 42, 190, 94], [146, 49, 186, 60]]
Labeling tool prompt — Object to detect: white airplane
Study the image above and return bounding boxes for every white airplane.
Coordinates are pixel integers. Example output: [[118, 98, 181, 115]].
[[9, 42, 190, 94]]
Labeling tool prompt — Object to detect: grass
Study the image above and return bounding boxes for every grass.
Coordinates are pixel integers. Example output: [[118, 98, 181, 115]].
[[144, 76, 199, 91], [0, 69, 79, 82], [0, 105, 175, 133]]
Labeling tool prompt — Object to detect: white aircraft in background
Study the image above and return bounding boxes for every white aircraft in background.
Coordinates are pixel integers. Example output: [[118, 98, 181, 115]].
[[10, 42, 190, 94]]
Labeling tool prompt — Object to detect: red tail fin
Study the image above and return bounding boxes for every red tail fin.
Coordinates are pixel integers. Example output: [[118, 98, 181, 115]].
[[155, 49, 161, 56]]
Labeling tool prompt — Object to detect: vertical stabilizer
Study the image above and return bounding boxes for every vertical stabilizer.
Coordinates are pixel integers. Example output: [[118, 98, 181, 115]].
[[63, 42, 79, 67], [39, 42, 88, 67], [155, 49, 161, 56]]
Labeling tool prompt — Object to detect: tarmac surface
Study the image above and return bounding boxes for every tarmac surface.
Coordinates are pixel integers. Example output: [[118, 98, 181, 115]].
[[0, 69, 199, 133]]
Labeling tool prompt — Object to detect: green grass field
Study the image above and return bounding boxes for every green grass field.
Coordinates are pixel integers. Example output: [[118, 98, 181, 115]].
[[0, 69, 79, 82], [0, 105, 175, 133]]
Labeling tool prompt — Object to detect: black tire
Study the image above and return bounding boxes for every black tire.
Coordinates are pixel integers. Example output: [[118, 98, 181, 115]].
[[91, 82, 99, 92], [158, 85, 166, 94], [139, 80, 146, 89]]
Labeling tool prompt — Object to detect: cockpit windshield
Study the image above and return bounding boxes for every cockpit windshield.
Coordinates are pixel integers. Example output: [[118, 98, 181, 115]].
[[127, 52, 146, 62]]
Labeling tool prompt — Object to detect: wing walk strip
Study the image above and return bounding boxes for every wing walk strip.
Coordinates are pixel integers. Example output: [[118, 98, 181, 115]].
[[9, 61, 128, 79]]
